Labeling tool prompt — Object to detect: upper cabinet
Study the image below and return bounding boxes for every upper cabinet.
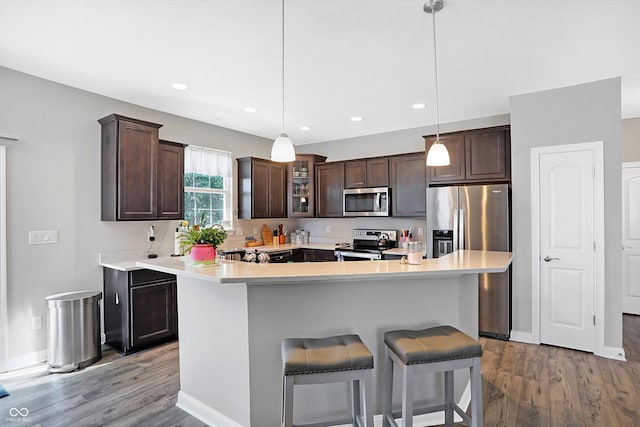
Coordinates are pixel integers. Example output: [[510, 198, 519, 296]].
[[345, 158, 389, 188], [288, 154, 327, 218], [99, 114, 186, 221], [315, 162, 345, 217], [237, 157, 287, 219], [389, 152, 426, 217], [157, 140, 186, 219], [425, 126, 511, 185]]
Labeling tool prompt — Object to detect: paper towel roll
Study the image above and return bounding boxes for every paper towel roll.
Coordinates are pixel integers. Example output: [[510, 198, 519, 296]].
[[175, 232, 185, 255]]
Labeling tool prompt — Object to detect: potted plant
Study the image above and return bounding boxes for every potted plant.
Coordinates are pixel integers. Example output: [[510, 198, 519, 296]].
[[179, 214, 227, 265]]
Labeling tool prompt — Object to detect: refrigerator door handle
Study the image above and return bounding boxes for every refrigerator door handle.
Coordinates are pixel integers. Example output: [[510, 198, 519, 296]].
[[453, 208, 459, 252], [458, 207, 465, 250]]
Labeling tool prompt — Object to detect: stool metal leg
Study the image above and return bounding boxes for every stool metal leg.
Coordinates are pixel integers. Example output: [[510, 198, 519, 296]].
[[282, 374, 294, 427], [444, 370, 454, 426], [401, 364, 414, 427], [352, 378, 361, 423], [470, 357, 483, 427], [363, 369, 374, 427], [382, 346, 394, 427]]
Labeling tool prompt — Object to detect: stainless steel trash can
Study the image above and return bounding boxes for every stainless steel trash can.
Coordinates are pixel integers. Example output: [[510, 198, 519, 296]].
[[46, 290, 102, 373]]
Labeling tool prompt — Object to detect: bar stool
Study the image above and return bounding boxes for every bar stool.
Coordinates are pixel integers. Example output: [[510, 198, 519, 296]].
[[281, 334, 374, 427], [382, 325, 483, 427]]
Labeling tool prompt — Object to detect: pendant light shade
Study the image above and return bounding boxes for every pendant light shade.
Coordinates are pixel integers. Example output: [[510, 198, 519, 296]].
[[270, 0, 296, 162], [424, 0, 450, 167], [426, 139, 450, 166], [271, 133, 295, 162]]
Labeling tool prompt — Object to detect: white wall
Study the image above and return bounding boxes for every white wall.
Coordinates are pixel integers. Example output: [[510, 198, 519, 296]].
[[0, 66, 274, 366], [510, 78, 622, 347], [623, 117, 640, 162]]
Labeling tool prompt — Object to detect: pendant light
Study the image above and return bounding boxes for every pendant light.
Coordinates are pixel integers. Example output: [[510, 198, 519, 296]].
[[271, 0, 296, 162], [424, 0, 450, 167]]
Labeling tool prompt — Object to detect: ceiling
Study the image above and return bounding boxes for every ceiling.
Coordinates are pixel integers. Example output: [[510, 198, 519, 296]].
[[1, 0, 639, 146]]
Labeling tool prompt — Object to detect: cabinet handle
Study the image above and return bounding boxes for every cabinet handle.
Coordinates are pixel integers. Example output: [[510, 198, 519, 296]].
[[115, 292, 119, 305]]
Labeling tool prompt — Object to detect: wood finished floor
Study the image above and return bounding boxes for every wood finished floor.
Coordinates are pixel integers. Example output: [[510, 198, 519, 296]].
[[1, 315, 640, 426]]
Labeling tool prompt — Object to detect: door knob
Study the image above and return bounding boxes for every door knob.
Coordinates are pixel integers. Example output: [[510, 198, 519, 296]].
[[543, 256, 559, 262]]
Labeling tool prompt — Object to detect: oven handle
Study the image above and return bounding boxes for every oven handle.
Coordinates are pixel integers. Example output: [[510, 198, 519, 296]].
[[334, 250, 381, 260]]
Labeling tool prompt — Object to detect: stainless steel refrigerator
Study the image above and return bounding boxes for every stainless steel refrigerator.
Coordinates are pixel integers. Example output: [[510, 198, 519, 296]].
[[426, 184, 511, 339]]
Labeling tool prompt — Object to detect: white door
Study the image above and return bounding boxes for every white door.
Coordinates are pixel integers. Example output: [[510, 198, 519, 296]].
[[622, 163, 640, 314], [538, 148, 596, 352]]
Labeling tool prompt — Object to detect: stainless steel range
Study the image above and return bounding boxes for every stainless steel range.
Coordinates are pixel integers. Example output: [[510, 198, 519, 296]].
[[334, 229, 397, 261]]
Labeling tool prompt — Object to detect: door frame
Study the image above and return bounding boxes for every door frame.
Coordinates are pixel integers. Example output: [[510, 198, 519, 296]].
[[0, 145, 7, 372], [530, 141, 606, 357]]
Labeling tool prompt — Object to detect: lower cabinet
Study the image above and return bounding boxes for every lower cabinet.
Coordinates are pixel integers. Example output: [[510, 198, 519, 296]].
[[291, 248, 337, 262], [103, 268, 178, 354]]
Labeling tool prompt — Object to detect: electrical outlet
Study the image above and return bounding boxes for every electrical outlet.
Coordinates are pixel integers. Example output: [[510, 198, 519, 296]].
[[417, 227, 424, 236], [31, 316, 42, 330], [325, 225, 331, 233], [253, 227, 259, 235], [236, 227, 243, 236]]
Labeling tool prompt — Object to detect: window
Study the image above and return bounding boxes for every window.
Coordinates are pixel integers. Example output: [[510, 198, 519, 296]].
[[184, 146, 233, 229]]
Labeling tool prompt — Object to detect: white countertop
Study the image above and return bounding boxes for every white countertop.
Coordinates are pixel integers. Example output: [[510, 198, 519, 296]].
[[135, 250, 512, 284], [99, 243, 345, 271]]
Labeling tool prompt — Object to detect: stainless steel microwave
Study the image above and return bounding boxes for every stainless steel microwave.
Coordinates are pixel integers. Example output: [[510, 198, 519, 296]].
[[343, 187, 390, 217]]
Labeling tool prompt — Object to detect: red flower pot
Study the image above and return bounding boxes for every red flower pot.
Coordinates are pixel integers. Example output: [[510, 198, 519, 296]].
[[190, 244, 216, 265]]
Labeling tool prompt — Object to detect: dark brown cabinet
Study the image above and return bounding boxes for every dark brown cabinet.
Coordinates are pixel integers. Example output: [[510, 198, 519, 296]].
[[288, 154, 326, 217], [425, 126, 510, 185], [389, 152, 426, 217], [157, 140, 185, 219], [291, 248, 337, 262], [315, 162, 345, 217], [103, 268, 177, 354], [99, 114, 185, 221], [237, 157, 287, 219], [345, 158, 389, 188]]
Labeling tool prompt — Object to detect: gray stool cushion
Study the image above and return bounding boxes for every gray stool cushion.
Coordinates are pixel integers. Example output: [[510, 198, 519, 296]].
[[282, 334, 374, 375], [384, 325, 482, 365]]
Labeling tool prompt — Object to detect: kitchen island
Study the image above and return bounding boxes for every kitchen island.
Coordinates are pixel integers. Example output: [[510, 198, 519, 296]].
[[136, 250, 512, 427]]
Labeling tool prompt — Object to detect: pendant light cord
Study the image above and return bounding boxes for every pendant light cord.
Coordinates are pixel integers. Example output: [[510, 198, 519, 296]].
[[431, 6, 440, 141], [281, 0, 285, 135]]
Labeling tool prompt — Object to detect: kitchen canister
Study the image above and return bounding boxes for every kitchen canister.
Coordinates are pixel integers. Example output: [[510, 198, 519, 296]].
[[407, 242, 423, 265]]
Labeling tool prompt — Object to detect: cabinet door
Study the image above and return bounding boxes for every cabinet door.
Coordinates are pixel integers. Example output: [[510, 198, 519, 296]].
[[366, 158, 389, 187], [465, 130, 510, 181], [157, 141, 185, 219], [268, 162, 287, 218], [426, 134, 465, 184], [251, 160, 270, 218], [103, 268, 129, 353], [118, 120, 159, 219], [316, 162, 344, 217], [315, 249, 337, 262], [390, 153, 426, 217], [345, 160, 367, 188], [130, 281, 177, 350]]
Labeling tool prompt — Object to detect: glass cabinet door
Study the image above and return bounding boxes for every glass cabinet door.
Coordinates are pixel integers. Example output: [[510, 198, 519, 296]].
[[288, 155, 326, 217]]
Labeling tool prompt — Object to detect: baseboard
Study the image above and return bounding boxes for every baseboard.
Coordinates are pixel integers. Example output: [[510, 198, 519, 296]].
[[177, 382, 471, 427], [600, 346, 626, 361], [176, 391, 245, 427], [4, 349, 47, 372], [509, 330, 537, 344]]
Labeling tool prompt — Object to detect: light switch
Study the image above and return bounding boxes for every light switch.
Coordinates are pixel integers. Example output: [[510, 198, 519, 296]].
[[29, 230, 58, 245]]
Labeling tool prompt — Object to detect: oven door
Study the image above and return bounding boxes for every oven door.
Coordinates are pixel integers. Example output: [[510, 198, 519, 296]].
[[334, 250, 382, 261], [343, 187, 390, 217]]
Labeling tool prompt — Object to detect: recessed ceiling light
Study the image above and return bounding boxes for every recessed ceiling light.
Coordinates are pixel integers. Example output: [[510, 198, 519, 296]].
[[171, 83, 189, 90], [350, 116, 363, 122], [412, 103, 426, 109], [300, 126, 311, 131], [244, 107, 257, 113]]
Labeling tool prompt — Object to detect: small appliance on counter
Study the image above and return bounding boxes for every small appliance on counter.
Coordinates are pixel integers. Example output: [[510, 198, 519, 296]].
[[334, 228, 397, 261]]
